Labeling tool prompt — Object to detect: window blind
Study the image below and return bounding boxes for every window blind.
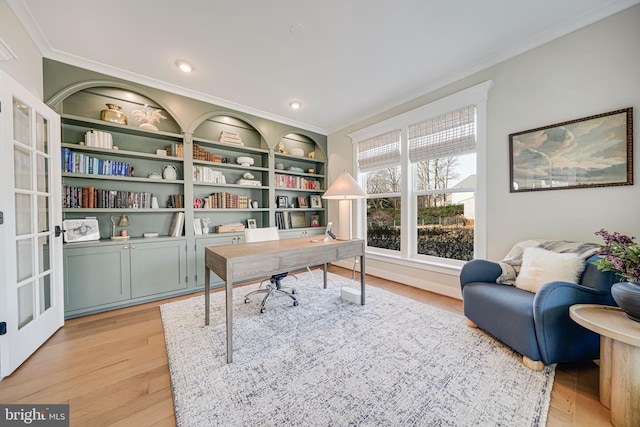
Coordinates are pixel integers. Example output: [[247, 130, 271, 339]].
[[408, 105, 476, 163], [356, 129, 401, 172]]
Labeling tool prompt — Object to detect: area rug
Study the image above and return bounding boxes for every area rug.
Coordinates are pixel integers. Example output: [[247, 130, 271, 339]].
[[160, 271, 555, 427]]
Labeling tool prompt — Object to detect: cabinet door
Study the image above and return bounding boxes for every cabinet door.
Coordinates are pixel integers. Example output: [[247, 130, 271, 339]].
[[130, 239, 187, 298], [64, 244, 131, 311]]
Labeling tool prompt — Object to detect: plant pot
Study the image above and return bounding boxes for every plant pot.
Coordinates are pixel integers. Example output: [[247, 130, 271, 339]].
[[611, 281, 640, 322]]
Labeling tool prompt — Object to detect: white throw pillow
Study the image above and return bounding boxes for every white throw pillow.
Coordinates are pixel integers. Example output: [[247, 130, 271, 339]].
[[515, 247, 585, 293]]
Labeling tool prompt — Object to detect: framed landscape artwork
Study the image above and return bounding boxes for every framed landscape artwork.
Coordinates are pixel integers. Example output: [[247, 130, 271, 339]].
[[509, 108, 633, 193]]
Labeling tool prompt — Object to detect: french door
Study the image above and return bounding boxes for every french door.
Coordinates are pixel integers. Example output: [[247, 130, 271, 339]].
[[0, 70, 63, 379]]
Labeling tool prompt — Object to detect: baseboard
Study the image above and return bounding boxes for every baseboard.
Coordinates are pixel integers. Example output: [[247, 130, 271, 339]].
[[331, 259, 462, 300]]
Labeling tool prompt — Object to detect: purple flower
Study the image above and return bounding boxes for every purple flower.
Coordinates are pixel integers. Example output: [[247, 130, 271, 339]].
[[593, 229, 640, 282]]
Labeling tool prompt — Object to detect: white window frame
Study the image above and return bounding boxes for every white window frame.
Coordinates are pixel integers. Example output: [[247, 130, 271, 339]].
[[349, 80, 492, 272]]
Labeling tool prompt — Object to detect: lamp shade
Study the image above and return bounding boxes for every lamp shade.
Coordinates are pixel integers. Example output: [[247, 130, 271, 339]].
[[322, 171, 367, 200]]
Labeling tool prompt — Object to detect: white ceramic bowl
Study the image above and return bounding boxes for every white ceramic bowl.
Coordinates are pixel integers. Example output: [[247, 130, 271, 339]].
[[290, 148, 304, 156], [236, 156, 254, 166]]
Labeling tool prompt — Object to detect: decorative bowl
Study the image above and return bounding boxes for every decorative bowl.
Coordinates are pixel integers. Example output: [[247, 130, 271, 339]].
[[236, 156, 254, 166], [291, 147, 304, 156]]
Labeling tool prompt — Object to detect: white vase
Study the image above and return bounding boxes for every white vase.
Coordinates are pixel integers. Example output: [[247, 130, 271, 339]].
[[139, 122, 158, 131], [203, 227, 210, 234]]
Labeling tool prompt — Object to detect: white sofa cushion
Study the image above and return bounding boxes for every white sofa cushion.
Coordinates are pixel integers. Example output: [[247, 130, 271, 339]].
[[515, 247, 585, 293]]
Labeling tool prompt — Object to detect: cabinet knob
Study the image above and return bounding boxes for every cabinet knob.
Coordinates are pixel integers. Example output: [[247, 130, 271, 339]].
[[131, 245, 136, 249], [123, 246, 128, 250]]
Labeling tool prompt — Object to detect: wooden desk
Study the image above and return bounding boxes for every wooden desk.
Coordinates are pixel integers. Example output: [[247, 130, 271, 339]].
[[204, 237, 366, 363], [570, 304, 640, 427]]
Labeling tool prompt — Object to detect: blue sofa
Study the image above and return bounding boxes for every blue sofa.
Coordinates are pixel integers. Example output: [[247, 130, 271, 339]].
[[460, 255, 617, 370]]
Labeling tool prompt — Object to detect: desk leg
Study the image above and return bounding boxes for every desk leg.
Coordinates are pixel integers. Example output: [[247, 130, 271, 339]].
[[205, 268, 210, 326], [225, 267, 233, 364], [360, 254, 366, 305], [323, 263, 328, 289]]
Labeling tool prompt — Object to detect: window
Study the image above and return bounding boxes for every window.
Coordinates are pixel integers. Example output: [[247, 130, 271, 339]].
[[350, 81, 491, 266], [409, 106, 476, 261], [357, 130, 402, 253]]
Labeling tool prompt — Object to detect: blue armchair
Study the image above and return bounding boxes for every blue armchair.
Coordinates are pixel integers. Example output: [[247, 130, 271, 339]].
[[460, 255, 617, 370]]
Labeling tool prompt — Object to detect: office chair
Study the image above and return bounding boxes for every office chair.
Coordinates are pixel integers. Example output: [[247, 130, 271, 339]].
[[243, 227, 299, 313]]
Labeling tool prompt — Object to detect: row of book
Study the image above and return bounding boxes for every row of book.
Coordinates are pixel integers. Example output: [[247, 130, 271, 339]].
[[202, 192, 249, 209], [166, 143, 184, 158], [274, 174, 321, 190], [62, 148, 131, 176], [193, 165, 226, 184], [63, 184, 153, 209], [167, 194, 185, 208], [168, 212, 185, 237], [275, 211, 308, 229], [193, 144, 232, 163]]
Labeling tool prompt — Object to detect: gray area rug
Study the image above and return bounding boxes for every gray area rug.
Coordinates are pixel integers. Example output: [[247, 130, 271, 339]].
[[161, 271, 555, 426]]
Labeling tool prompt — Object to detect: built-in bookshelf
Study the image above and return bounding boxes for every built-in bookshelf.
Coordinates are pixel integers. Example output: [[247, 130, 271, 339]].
[[48, 79, 327, 318]]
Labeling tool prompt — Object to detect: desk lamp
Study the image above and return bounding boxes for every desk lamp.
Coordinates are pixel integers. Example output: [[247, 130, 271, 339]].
[[110, 214, 130, 240], [322, 171, 367, 240]]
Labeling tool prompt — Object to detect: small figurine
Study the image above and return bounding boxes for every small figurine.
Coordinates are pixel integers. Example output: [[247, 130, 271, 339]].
[[278, 142, 286, 153], [308, 151, 316, 159]]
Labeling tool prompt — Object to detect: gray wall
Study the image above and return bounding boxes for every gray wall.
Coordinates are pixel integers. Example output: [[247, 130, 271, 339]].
[[0, 0, 43, 99], [327, 5, 640, 297]]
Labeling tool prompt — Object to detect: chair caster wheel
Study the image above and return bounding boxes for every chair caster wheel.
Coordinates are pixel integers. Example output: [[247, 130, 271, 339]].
[[293, 300, 299, 306], [260, 308, 266, 313], [244, 298, 250, 304], [291, 289, 296, 294]]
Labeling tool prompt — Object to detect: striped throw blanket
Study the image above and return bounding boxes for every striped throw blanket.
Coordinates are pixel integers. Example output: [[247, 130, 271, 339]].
[[496, 240, 600, 285]]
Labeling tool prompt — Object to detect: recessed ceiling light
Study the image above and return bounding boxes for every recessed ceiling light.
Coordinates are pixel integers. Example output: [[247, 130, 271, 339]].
[[289, 101, 302, 110], [175, 59, 195, 73], [290, 23, 305, 36]]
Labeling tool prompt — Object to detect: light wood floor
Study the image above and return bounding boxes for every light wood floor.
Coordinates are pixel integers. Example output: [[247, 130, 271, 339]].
[[0, 266, 612, 426]]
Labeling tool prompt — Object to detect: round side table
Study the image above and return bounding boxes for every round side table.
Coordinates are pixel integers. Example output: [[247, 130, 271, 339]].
[[570, 304, 640, 427]]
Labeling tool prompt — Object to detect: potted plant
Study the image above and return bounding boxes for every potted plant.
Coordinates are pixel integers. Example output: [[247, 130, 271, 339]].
[[593, 229, 640, 322]]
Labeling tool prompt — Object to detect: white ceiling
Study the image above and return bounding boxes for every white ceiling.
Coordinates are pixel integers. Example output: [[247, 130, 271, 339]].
[[7, 0, 639, 134]]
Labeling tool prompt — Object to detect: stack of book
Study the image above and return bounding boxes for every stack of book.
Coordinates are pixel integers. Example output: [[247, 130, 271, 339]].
[[219, 131, 244, 145]]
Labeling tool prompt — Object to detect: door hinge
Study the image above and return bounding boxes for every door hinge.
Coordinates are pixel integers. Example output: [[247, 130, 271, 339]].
[[0, 322, 7, 335], [0, 211, 3, 225]]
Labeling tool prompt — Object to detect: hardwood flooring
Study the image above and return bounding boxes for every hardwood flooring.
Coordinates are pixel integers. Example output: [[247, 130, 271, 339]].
[[0, 266, 611, 426]]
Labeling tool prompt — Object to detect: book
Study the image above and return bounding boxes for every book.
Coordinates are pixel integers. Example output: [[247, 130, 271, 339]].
[[168, 212, 185, 237]]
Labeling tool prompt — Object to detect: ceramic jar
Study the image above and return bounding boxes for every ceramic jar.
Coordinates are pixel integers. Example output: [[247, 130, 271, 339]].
[[162, 164, 177, 180]]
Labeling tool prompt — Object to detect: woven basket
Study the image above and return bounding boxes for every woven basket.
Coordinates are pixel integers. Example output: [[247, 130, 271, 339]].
[[216, 224, 245, 233]]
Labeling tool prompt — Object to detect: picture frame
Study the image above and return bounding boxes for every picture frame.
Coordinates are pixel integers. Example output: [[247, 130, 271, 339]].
[[63, 218, 100, 243], [277, 195, 288, 208], [509, 108, 633, 192], [193, 218, 202, 235], [309, 195, 322, 208], [247, 218, 257, 229], [289, 211, 306, 228], [310, 214, 320, 227], [297, 196, 308, 208]]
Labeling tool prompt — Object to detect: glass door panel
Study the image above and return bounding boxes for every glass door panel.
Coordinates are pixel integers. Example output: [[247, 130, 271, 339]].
[[13, 147, 31, 190], [12, 97, 30, 146], [17, 283, 34, 329], [15, 193, 32, 235]]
